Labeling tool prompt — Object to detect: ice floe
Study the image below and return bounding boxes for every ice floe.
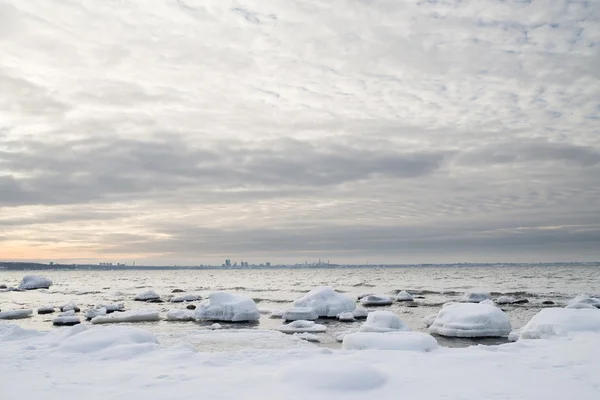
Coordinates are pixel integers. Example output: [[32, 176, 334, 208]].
[[396, 290, 414, 302], [514, 308, 600, 340], [282, 307, 318, 321], [359, 311, 409, 333], [278, 320, 327, 334], [461, 292, 492, 303], [37, 306, 55, 315], [567, 294, 600, 308], [359, 294, 393, 306], [17, 275, 52, 290], [429, 303, 511, 338], [91, 310, 161, 324], [342, 331, 438, 351], [171, 294, 201, 303], [193, 292, 260, 322], [166, 309, 195, 321], [293, 286, 356, 317], [337, 311, 355, 322], [0, 309, 33, 320], [53, 311, 81, 326], [134, 290, 162, 302]]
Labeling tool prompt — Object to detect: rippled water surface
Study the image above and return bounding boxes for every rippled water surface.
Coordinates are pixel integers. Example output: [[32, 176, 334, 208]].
[[1, 266, 598, 349]]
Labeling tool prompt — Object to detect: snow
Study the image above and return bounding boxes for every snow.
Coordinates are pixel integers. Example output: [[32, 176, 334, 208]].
[[193, 292, 260, 322], [461, 292, 492, 303], [37, 306, 55, 315], [567, 294, 600, 308], [171, 294, 201, 303], [422, 313, 437, 327], [58, 326, 159, 354], [278, 320, 327, 334], [53, 311, 81, 326], [277, 359, 388, 391], [429, 303, 512, 338], [352, 307, 369, 319], [60, 300, 80, 312], [396, 290, 414, 301], [479, 299, 495, 306], [293, 286, 356, 317], [99, 303, 125, 313], [210, 323, 222, 330], [166, 309, 195, 321], [0, 309, 33, 320], [91, 310, 161, 324], [359, 311, 410, 333], [342, 331, 438, 351], [269, 309, 285, 318], [337, 311, 355, 322], [496, 296, 517, 304], [134, 290, 161, 301], [294, 332, 320, 342], [84, 307, 107, 320], [515, 308, 600, 340], [282, 307, 318, 321], [566, 302, 597, 309], [359, 294, 393, 306], [17, 275, 52, 290]]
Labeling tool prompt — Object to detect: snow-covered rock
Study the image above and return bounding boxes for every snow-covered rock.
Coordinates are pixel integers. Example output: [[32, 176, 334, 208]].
[[442, 301, 458, 308], [166, 309, 194, 321], [210, 323, 222, 330], [293, 286, 356, 317], [479, 299, 495, 306], [429, 303, 511, 338], [282, 307, 318, 321], [53, 311, 81, 326], [60, 300, 80, 313], [278, 320, 327, 333], [342, 331, 438, 351], [134, 290, 161, 302], [269, 309, 285, 319], [515, 308, 600, 340], [396, 290, 414, 302], [84, 307, 107, 320], [0, 309, 33, 320], [98, 303, 125, 313], [171, 294, 201, 303], [37, 306, 55, 315], [461, 292, 492, 303], [338, 312, 355, 322], [91, 310, 161, 324], [17, 275, 52, 290], [496, 296, 517, 305], [567, 294, 600, 308], [359, 294, 393, 306], [352, 307, 368, 319], [359, 311, 409, 333], [294, 332, 320, 342], [422, 313, 437, 328], [193, 292, 260, 322], [565, 302, 597, 309]]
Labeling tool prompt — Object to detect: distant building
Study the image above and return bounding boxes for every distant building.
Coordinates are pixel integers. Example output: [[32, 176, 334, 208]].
[[266, 262, 271, 267], [225, 259, 231, 267]]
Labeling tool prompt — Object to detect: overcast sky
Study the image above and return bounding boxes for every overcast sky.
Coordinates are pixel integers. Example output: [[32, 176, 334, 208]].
[[1, 0, 599, 265]]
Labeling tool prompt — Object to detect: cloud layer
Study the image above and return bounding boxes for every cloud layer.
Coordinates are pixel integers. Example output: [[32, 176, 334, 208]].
[[1, 0, 599, 264]]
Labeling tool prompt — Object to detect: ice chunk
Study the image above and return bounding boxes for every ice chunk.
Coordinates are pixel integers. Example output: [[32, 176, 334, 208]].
[[277, 359, 387, 391], [294, 332, 320, 342], [0, 309, 33, 320], [496, 296, 517, 304], [396, 290, 414, 302], [461, 292, 492, 303], [293, 286, 356, 317], [170, 294, 201, 303], [84, 307, 107, 320], [352, 307, 368, 319], [429, 303, 511, 338], [193, 292, 260, 322], [566, 302, 597, 309], [269, 309, 285, 319], [134, 290, 161, 302], [342, 331, 438, 351], [442, 301, 457, 308], [422, 313, 437, 327], [515, 308, 600, 340], [359, 311, 409, 333], [53, 311, 81, 326], [37, 306, 55, 315], [91, 310, 160, 324], [17, 275, 52, 290], [360, 294, 393, 306], [278, 320, 327, 333], [98, 303, 125, 313], [282, 307, 318, 321], [338, 311, 355, 322], [60, 300, 80, 312], [166, 309, 194, 321], [210, 323, 222, 330], [567, 294, 600, 308], [479, 299, 495, 306]]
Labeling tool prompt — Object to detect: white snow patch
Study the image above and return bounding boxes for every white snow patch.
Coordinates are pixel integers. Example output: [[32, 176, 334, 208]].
[[210, 323, 222, 330], [282, 307, 318, 321], [193, 292, 260, 322], [359, 311, 409, 333], [294, 332, 320, 342], [84, 307, 107, 319], [0, 309, 33, 320], [278, 320, 327, 334], [515, 308, 600, 340], [294, 286, 356, 317], [360, 294, 393, 306], [91, 310, 160, 324], [352, 307, 368, 319], [17, 275, 52, 290], [429, 303, 511, 338], [461, 292, 492, 303], [342, 331, 438, 351]]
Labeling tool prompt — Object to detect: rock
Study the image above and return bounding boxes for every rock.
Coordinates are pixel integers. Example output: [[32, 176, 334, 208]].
[[429, 303, 511, 338], [282, 307, 319, 321], [166, 309, 194, 321], [359, 294, 393, 307], [172, 289, 185, 293], [542, 301, 555, 305], [134, 290, 161, 302], [294, 286, 356, 317], [145, 299, 164, 303], [53, 311, 81, 326], [338, 311, 356, 322], [415, 295, 426, 299], [0, 284, 7, 289], [60, 301, 80, 313], [512, 298, 529, 304], [193, 292, 260, 322], [37, 306, 55, 315], [352, 307, 369, 319], [186, 304, 196, 310], [496, 296, 517, 305], [210, 323, 222, 330]]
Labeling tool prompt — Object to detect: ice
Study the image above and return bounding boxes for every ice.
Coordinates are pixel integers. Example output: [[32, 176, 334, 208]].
[[37, 306, 55, 315], [352, 307, 369, 319], [134, 290, 161, 302], [515, 308, 600, 340], [91, 310, 161, 324], [479, 299, 495, 306], [293, 286, 356, 317], [0, 309, 33, 320], [171, 294, 201, 303], [422, 313, 437, 327], [396, 290, 414, 302], [193, 292, 260, 322], [60, 300, 80, 312], [269, 309, 285, 318], [359, 294, 393, 306], [566, 302, 597, 309], [58, 326, 159, 353], [84, 307, 107, 320], [277, 359, 388, 391], [278, 320, 327, 333], [337, 311, 355, 322], [166, 309, 195, 321], [17, 275, 52, 290], [53, 311, 81, 326], [294, 332, 320, 342], [567, 294, 600, 308], [461, 292, 492, 303], [429, 303, 512, 338], [496, 296, 517, 304], [359, 311, 410, 333], [282, 307, 318, 321], [342, 331, 438, 351], [210, 323, 222, 330], [99, 303, 125, 313]]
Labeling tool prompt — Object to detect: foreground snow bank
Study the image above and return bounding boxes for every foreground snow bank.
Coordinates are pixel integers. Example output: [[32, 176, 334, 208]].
[[294, 286, 356, 317], [567, 294, 600, 308], [194, 292, 260, 322], [514, 308, 600, 340], [343, 331, 438, 351], [429, 303, 511, 337], [359, 311, 409, 333], [91, 310, 160, 324], [17, 275, 52, 290], [166, 309, 195, 321], [59, 326, 159, 353]]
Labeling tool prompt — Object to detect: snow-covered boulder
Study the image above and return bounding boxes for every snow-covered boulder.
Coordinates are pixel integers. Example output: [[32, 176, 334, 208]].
[[84, 307, 107, 320], [338, 312, 355, 322], [170, 294, 201, 303], [37, 306, 55, 315], [429, 303, 511, 338], [269, 309, 285, 319], [342, 331, 438, 351], [17, 275, 52, 290], [60, 301, 80, 313], [278, 320, 327, 334], [461, 292, 492, 303], [0, 309, 33, 320], [422, 313, 437, 328], [293, 286, 356, 317], [282, 307, 318, 321], [134, 290, 161, 302], [479, 299, 496, 306], [496, 296, 517, 305], [193, 292, 260, 322], [566, 302, 597, 309], [166, 309, 194, 321], [567, 294, 600, 309], [210, 323, 222, 330], [442, 301, 458, 308], [91, 310, 160, 324], [53, 311, 81, 326], [359, 311, 409, 333], [514, 308, 600, 340], [352, 307, 368, 319], [98, 303, 125, 313], [360, 294, 393, 306], [396, 290, 414, 302]]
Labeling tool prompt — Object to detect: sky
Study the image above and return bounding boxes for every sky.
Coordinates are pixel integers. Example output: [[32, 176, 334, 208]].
[[0, 0, 599, 265]]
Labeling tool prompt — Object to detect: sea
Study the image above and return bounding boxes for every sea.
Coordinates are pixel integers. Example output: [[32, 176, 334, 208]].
[[1, 265, 599, 350]]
